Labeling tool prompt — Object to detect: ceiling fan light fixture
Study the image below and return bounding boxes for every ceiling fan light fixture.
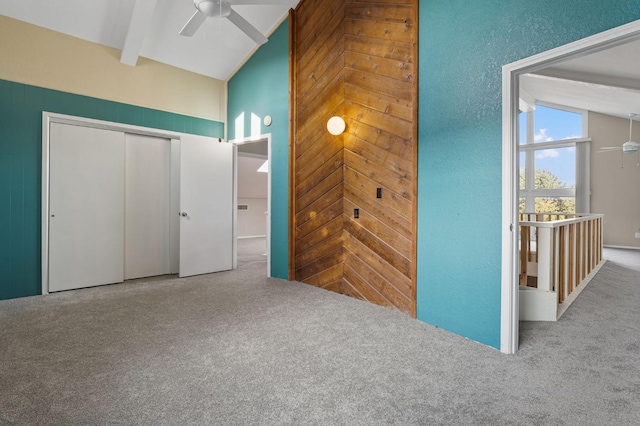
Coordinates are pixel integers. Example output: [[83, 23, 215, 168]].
[[195, 0, 230, 18]]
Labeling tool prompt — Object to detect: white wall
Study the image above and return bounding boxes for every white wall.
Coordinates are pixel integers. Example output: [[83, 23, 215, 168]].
[[237, 156, 268, 237], [238, 198, 268, 237], [590, 112, 640, 248]]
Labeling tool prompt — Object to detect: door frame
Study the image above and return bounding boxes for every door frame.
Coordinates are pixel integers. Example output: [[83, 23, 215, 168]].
[[500, 20, 640, 354], [229, 134, 272, 277], [42, 112, 183, 294]]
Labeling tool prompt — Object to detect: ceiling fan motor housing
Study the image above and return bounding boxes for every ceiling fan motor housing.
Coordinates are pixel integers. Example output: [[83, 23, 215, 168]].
[[622, 141, 639, 153], [195, 0, 231, 18]]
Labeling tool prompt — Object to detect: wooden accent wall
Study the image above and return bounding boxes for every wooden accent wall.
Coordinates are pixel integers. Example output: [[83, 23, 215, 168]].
[[290, 0, 417, 316]]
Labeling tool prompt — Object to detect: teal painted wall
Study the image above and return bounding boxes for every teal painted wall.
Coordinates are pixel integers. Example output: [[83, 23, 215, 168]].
[[0, 79, 223, 300], [227, 19, 290, 279], [417, 1, 640, 348]]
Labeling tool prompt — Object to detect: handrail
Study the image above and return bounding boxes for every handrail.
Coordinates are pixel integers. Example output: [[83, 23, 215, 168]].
[[520, 213, 605, 228], [518, 212, 604, 320]]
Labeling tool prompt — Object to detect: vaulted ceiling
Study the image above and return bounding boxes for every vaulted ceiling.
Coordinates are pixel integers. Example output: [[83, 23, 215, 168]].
[[0, 0, 298, 81], [521, 38, 640, 120]]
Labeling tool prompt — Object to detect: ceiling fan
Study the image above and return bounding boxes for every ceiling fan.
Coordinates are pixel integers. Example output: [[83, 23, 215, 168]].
[[598, 113, 639, 154], [179, 0, 285, 45], [597, 113, 640, 167]]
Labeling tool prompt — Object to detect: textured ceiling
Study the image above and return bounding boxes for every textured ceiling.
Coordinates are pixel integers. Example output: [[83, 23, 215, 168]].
[[0, 0, 298, 81]]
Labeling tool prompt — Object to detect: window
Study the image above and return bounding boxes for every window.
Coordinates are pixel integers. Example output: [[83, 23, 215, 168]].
[[519, 103, 590, 213]]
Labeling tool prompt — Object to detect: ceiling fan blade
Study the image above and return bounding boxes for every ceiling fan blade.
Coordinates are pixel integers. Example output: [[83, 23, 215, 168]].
[[179, 11, 207, 37], [226, 0, 292, 5], [596, 148, 622, 153], [226, 8, 268, 45]]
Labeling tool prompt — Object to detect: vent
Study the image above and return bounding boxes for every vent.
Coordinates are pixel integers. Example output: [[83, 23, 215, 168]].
[[238, 205, 248, 210]]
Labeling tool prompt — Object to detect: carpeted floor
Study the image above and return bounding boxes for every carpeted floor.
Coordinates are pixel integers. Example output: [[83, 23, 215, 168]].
[[0, 241, 639, 425], [603, 246, 640, 271]]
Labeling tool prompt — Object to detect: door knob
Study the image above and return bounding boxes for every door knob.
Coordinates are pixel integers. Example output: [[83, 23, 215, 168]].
[[181, 212, 188, 217]]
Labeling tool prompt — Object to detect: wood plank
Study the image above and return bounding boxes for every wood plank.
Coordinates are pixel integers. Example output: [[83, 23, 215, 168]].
[[296, 93, 343, 143], [296, 129, 342, 181], [345, 3, 414, 23], [296, 0, 344, 60], [304, 262, 344, 287], [297, 7, 344, 81], [344, 68, 413, 103], [343, 133, 412, 180], [295, 115, 338, 161], [344, 101, 413, 140], [343, 162, 412, 219], [295, 148, 343, 198], [344, 18, 415, 43], [343, 231, 412, 296], [298, 56, 344, 120], [344, 147, 412, 201], [296, 230, 344, 269], [297, 215, 344, 254], [343, 265, 395, 309], [296, 247, 344, 281], [296, 166, 343, 212], [344, 82, 412, 122], [344, 117, 413, 159], [291, 0, 417, 314], [298, 36, 344, 99], [344, 250, 412, 313], [295, 183, 343, 227], [345, 51, 413, 84], [343, 179, 412, 238], [295, 198, 343, 239], [345, 34, 412, 62], [343, 197, 411, 258], [343, 215, 411, 278], [333, 278, 366, 301], [344, 150, 413, 210]]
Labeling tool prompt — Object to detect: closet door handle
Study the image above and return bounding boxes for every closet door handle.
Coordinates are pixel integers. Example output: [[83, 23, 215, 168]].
[[180, 212, 188, 217]]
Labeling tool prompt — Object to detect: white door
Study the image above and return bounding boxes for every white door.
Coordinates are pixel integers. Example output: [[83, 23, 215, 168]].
[[124, 134, 172, 280], [49, 123, 125, 292], [179, 135, 233, 277]]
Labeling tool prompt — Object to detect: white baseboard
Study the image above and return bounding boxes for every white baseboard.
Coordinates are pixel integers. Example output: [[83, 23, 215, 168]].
[[604, 245, 640, 251], [238, 235, 266, 239]]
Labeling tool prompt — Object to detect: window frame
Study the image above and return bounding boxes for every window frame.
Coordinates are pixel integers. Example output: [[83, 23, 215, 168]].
[[518, 102, 590, 213]]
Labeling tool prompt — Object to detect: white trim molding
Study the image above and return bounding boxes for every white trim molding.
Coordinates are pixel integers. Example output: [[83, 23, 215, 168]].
[[230, 134, 273, 278], [501, 19, 640, 354]]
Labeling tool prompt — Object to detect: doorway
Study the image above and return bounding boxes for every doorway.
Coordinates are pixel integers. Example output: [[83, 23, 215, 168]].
[[231, 134, 272, 277], [501, 21, 640, 354]]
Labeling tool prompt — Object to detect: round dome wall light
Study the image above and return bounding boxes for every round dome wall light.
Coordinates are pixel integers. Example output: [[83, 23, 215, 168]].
[[327, 116, 346, 136]]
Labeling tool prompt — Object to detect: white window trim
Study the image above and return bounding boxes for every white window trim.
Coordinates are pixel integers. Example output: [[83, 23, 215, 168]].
[[518, 104, 590, 214]]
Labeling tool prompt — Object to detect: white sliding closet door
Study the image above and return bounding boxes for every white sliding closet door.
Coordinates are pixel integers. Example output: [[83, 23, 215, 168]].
[[124, 134, 172, 280], [179, 135, 233, 277], [49, 123, 125, 292]]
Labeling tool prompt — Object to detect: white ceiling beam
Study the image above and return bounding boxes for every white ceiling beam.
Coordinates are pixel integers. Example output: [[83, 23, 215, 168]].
[[120, 0, 159, 66], [535, 67, 640, 92], [519, 87, 536, 112]]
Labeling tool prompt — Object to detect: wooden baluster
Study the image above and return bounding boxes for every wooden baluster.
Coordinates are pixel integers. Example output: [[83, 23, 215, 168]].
[[559, 225, 566, 304], [569, 223, 575, 295], [520, 225, 529, 286]]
